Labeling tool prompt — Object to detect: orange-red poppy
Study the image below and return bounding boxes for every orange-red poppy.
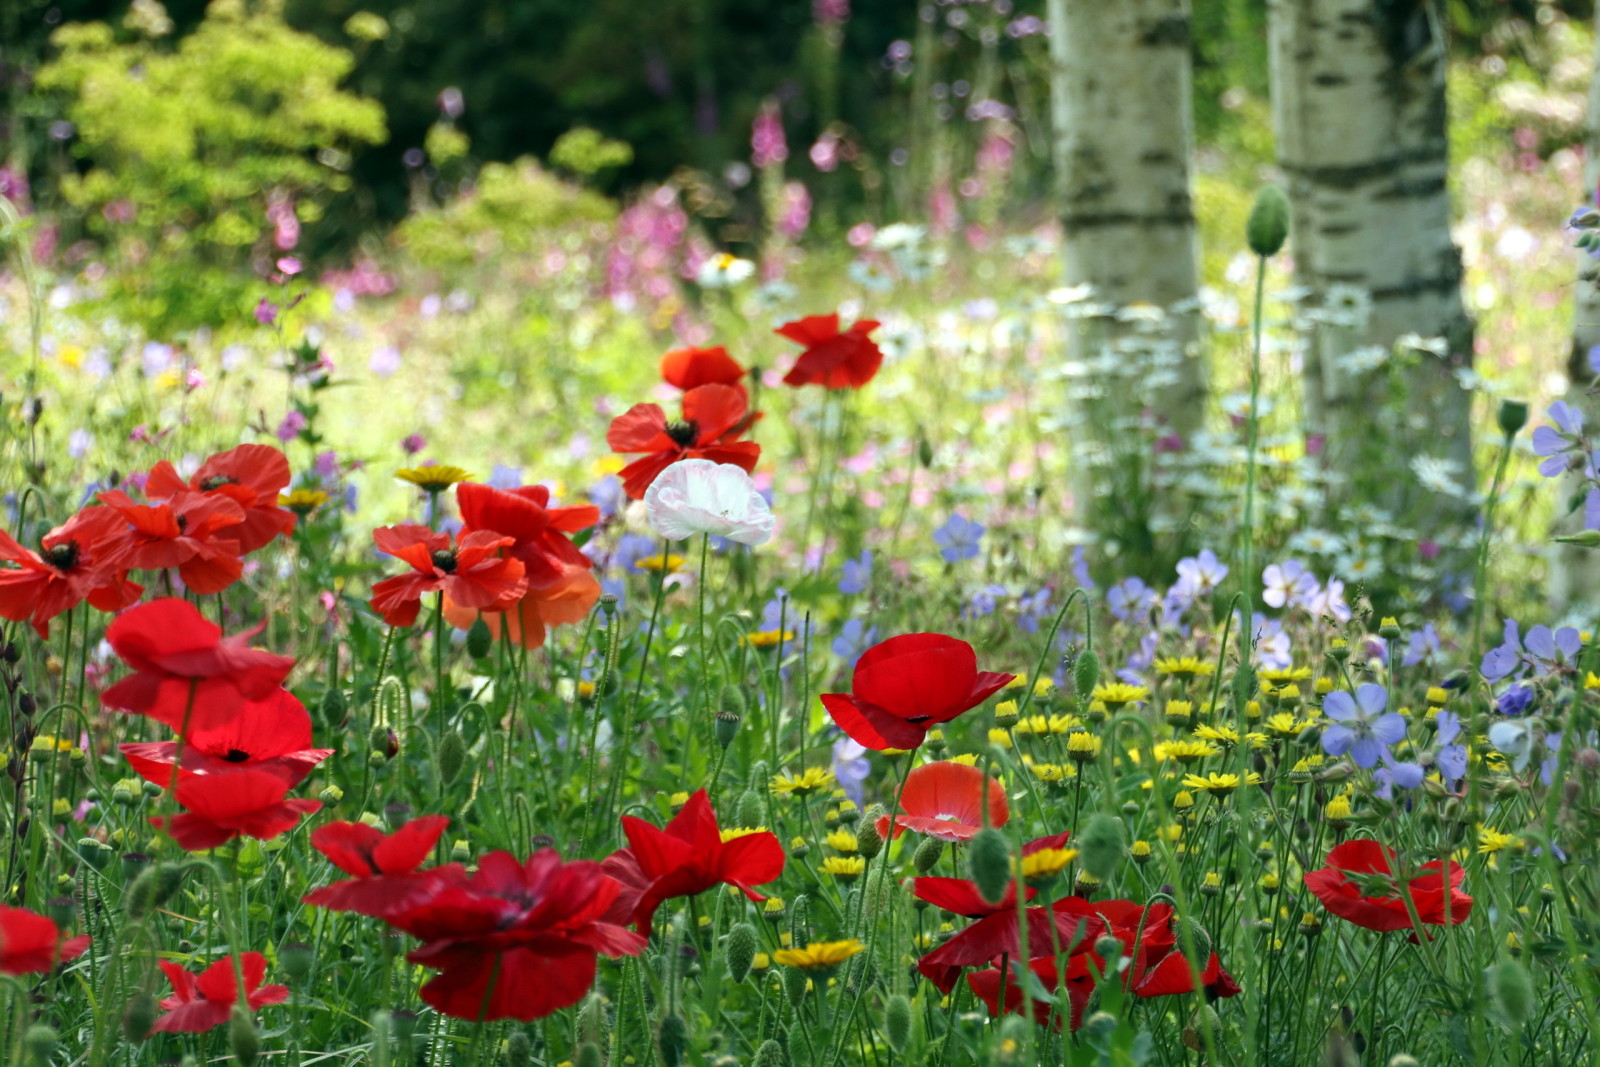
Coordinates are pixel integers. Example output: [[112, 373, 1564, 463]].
[[776, 313, 883, 390], [606, 384, 760, 499], [875, 760, 1008, 842]]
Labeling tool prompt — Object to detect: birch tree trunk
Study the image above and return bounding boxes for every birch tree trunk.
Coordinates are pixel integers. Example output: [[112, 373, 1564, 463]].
[[1549, 14, 1600, 614], [1268, 0, 1475, 511], [1048, 0, 1206, 433]]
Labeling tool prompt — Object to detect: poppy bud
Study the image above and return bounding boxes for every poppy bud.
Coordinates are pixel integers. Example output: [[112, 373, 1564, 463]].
[[1488, 959, 1533, 1026], [856, 817, 884, 861], [917, 432, 934, 468], [1246, 183, 1290, 257], [736, 790, 764, 829], [1083, 1012, 1118, 1040], [850, 989, 897, 1050], [47, 896, 75, 931], [229, 1007, 260, 1067], [319, 784, 344, 805], [726, 922, 758, 983], [575, 1044, 603, 1067], [279, 942, 314, 980], [505, 1029, 532, 1066], [1072, 648, 1101, 699], [967, 827, 1012, 904], [0, 642, 18, 664], [369, 725, 399, 760], [320, 686, 346, 723], [25, 1024, 57, 1065], [1497, 399, 1529, 439], [715, 710, 741, 748], [122, 992, 157, 1043], [77, 838, 113, 871], [1078, 812, 1126, 883], [126, 863, 185, 920], [658, 1013, 688, 1067], [721, 684, 749, 716], [1093, 935, 1123, 962], [437, 729, 468, 785], [753, 1039, 786, 1067], [463, 617, 493, 660], [789, 894, 812, 949], [913, 836, 944, 874]]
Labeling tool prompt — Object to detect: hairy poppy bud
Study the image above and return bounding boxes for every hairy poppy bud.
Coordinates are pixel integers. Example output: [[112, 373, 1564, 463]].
[[122, 992, 157, 1043], [1072, 648, 1100, 699], [575, 1043, 603, 1067], [576, 993, 604, 1045], [1083, 1012, 1118, 1040], [913, 836, 944, 874], [504, 1029, 531, 1066], [726, 922, 758, 983], [369, 725, 399, 760], [736, 790, 764, 829], [917, 432, 935, 468], [320, 686, 346, 723], [789, 894, 811, 949], [784, 963, 809, 1006], [465, 618, 493, 660], [658, 1013, 688, 1067], [25, 1024, 56, 1065], [1078, 813, 1126, 883], [884, 993, 913, 1052], [279, 942, 313, 980], [753, 1039, 787, 1067], [229, 1007, 260, 1067], [1246, 184, 1290, 257], [721, 684, 749, 716], [968, 827, 1012, 904], [126, 863, 185, 920], [856, 816, 884, 861], [1488, 959, 1533, 1026], [437, 729, 468, 786]]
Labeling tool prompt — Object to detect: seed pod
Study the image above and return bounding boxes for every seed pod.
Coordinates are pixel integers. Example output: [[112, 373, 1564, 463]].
[[1497, 400, 1529, 439], [437, 729, 468, 786], [1072, 648, 1101, 699], [967, 828, 1012, 905], [725, 922, 758, 983], [229, 1006, 260, 1067], [913, 836, 944, 874], [883, 993, 913, 1052], [658, 1013, 688, 1067], [1488, 958, 1533, 1026], [466, 618, 493, 659], [1078, 813, 1125, 883], [1246, 184, 1290, 257], [77, 838, 114, 871], [714, 711, 741, 749]]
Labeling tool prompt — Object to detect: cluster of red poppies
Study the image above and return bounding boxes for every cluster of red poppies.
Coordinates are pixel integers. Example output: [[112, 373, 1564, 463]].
[[0, 444, 296, 637], [298, 791, 783, 1021]]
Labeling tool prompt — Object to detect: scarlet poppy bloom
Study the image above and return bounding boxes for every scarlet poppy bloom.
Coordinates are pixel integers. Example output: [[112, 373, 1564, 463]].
[[1076, 899, 1241, 1001], [98, 488, 249, 595], [145, 444, 295, 554], [303, 816, 464, 920], [386, 850, 647, 1021], [776, 313, 884, 390], [606, 384, 761, 499], [821, 633, 1013, 751], [0, 905, 90, 975], [443, 564, 601, 651], [0, 507, 142, 637], [102, 598, 296, 732], [369, 525, 527, 628], [601, 789, 785, 932], [874, 761, 1009, 843], [661, 345, 748, 394], [120, 687, 331, 789], [911, 878, 1101, 994], [150, 767, 321, 851], [1304, 838, 1473, 932], [150, 952, 289, 1034], [966, 957, 1089, 1032], [454, 482, 598, 587]]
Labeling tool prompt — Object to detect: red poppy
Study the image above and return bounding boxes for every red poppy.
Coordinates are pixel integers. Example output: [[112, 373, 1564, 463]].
[[303, 816, 464, 920], [149, 767, 321, 851], [368, 524, 527, 628], [1304, 838, 1473, 932], [97, 488, 247, 594], [1075, 899, 1241, 1001], [875, 761, 1009, 843], [776, 313, 883, 390], [821, 633, 1013, 751], [601, 789, 785, 932], [966, 957, 1088, 1032], [442, 564, 601, 651], [386, 850, 647, 1021], [454, 482, 598, 587], [102, 598, 296, 732], [150, 952, 289, 1034], [145, 444, 295, 554], [0, 905, 90, 975], [120, 687, 331, 789], [605, 384, 761, 499], [911, 878, 1101, 994], [661, 345, 747, 394], [0, 507, 142, 637]]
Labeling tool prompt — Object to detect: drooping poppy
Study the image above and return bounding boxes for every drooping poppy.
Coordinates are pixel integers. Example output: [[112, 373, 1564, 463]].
[[875, 761, 1009, 843], [821, 633, 1014, 751], [0, 905, 90, 975], [145, 444, 295, 554], [776, 313, 884, 390], [120, 687, 332, 789], [101, 598, 296, 732], [442, 563, 601, 651], [1304, 838, 1473, 932], [150, 952, 289, 1034], [386, 850, 647, 1021], [1076, 899, 1241, 1001], [0, 506, 142, 637], [303, 815, 464, 920], [911, 879, 1101, 994], [149, 767, 321, 851], [368, 525, 527, 628], [606, 384, 761, 499], [98, 489, 247, 594], [601, 789, 785, 932], [966, 957, 1089, 1032], [660, 345, 747, 394]]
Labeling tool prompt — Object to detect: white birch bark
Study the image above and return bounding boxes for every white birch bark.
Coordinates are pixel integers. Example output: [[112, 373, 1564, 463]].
[[1268, 0, 1474, 505], [1548, 14, 1600, 615], [1048, 0, 1206, 435]]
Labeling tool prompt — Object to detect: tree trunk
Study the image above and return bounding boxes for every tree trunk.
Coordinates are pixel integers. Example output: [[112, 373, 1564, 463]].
[[1549, 11, 1600, 614], [1048, 0, 1206, 433], [1268, 0, 1474, 512]]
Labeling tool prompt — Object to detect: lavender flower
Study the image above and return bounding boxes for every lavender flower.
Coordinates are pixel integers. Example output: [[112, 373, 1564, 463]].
[[1107, 577, 1157, 622], [1532, 401, 1588, 478], [1174, 549, 1228, 599], [838, 549, 872, 595], [1262, 559, 1316, 610], [933, 513, 985, 563], [1322, 684, 1405, 768]]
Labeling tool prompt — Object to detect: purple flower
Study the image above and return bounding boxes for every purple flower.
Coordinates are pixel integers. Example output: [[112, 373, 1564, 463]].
[[1242, 613, 1291, 670], [254, 298, 279, 326], [1262, 560, 1316, 610], [933, 513, 985, 563], [1322, 684, 1405, 768], [313, 450, 340, 480], [1434, 711, 1468, 782], [487, 464, 523, 490], [1402, 622, 1440, 667], [1481, 619, 1526, 681], [275, 411, 307, 442], [1373, 759, 1424, 799], [830, 737, 870, 808], [1495, 684, 1534, 717], [832, 617, 878, 662], [1524, 625, 1581, 673], [1532, 401, 1589, 478], [1175, 549, 1228, 598], [1307, 578, 1351, 623], [1017, 588, 1051, 634], [590, 474, 625, 519], [839, 549, 872, 595], [401, 433, 426, 455], [964, 584, 1008, 620], [370, 344, 402, 378], [1107, 577, 1157, 622]]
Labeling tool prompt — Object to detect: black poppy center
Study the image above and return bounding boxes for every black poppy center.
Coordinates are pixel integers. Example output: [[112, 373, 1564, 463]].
[[175, 514, 188, 531], [200, 475, 238, 491], [42, 541, 79, 570], [431, 550, 458, 573], [222, 749, 251, 763], [665, 420, 700, 447]]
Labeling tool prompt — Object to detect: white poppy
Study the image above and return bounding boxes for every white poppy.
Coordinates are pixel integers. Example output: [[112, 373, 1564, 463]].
[[644, 459, 775, 546]]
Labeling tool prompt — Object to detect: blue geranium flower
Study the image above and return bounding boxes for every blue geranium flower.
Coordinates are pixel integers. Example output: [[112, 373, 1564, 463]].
[[932, 513, 985, 563]]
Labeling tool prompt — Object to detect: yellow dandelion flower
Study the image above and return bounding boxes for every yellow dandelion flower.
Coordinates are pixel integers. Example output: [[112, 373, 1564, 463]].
[[592, 455, 627, 477], [948, 753, 982, 767], [1195, 724, 1240, 747], [1425, 686, 1450, 707], [396, 465, 473, 492], [1030, 762, 1074, 782], [1065, 732, 1102, 761], [1033, 678, 1055, 699], [1019, 847, 1077, 881], [1014, 714, 1051, 736], [1324, 794, 1353, 822], [1259, 666, 1311, 685], [1182, 772, 1256, 796], [1164, 700, 1195, 726], [1048, 714, 1077, 734], [987, 728, 1013, 749], [1478, 828, 1519, 854], [1263, 712, 1307, 738], [1172, 790, 1196, 811]]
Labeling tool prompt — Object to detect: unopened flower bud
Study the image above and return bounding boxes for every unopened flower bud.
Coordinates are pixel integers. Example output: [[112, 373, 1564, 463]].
[[122, 992, 158, 1043], [884, 992, 913, 1052], [967, 828, 1012, 905], [1078, 812, 1125, 883], [1072, 649, 1101, 699], [1246, 183, 1290, 257], [436, 729, 468, 786], [229, 1006, 260, 1067], [914, 835, 945, 874], [1488, 959, 1534, 1026]]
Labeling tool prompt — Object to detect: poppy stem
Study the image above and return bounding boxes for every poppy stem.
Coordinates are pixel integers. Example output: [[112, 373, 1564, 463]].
[[432, 591, 447, 745], [162, 680, 200, 828]]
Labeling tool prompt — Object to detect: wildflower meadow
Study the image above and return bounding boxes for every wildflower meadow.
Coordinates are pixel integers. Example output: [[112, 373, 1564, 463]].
[[3, 1, 1600, 1065]]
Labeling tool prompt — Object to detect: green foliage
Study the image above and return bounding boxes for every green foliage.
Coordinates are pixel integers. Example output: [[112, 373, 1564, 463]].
[[551, 127, 635, 180], [36, 0, 386, 333]]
